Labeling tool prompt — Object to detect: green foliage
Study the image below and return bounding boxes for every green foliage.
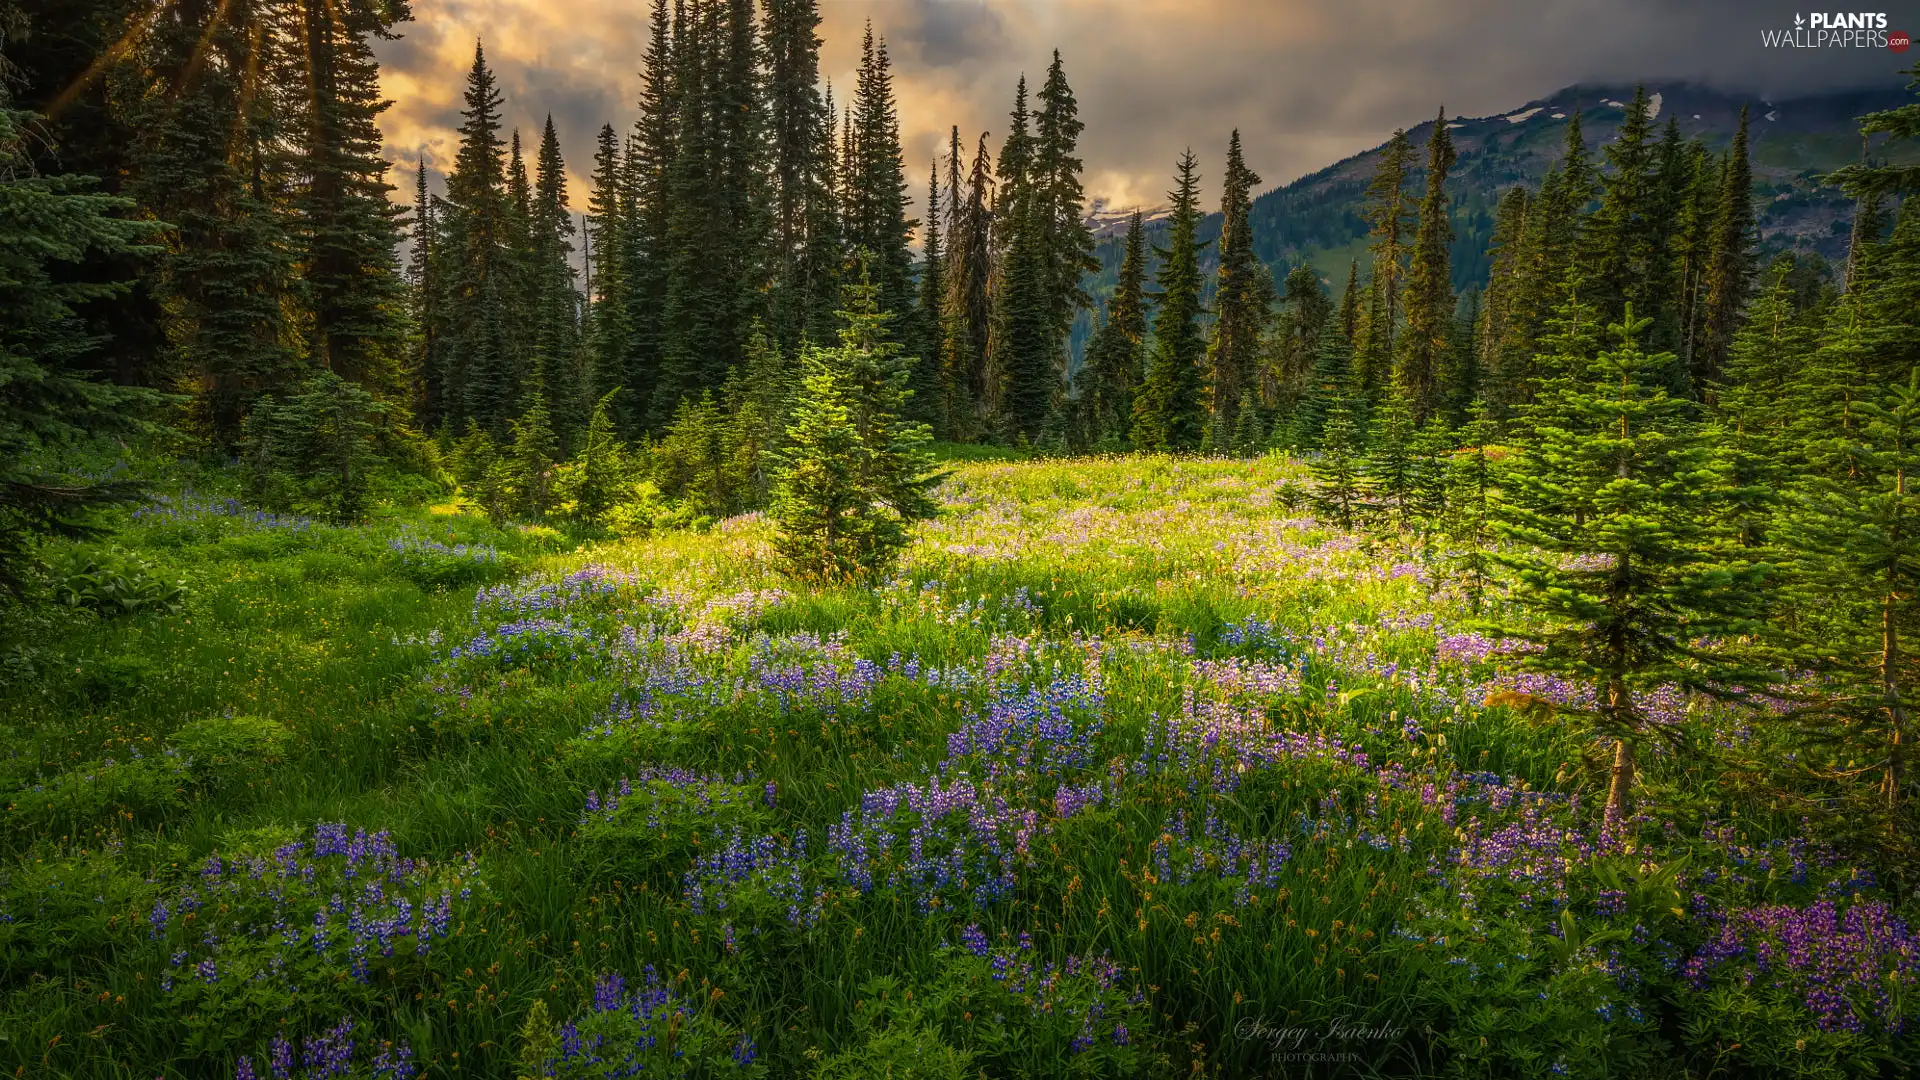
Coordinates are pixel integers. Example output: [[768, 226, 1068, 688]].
[[1490, 303, 1769, 825], [47, 547, 187, 616], [1132, 150, 1208, 452], [0, 91, 160, 596], [772, 265, 941, 581], [241, 372, 389, 525]]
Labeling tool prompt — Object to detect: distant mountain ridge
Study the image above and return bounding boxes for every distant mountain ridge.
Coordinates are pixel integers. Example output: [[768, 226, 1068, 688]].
[[1077, 80, 1913, 360]]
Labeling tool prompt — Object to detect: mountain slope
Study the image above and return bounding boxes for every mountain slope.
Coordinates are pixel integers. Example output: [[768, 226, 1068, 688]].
[[1073, 81, 1912, 362]]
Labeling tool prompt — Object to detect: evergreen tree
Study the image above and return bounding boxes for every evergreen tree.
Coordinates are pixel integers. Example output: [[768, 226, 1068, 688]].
[[763, 0, 837, 351], [1823, 62, 1920, 202], [1231, 390, 1266, 457], [1586, 88, 1677, 375], [1031, 51, 1097, 401], [1489, 306, 1767, 831], [625, 0, 677, 424], [284, 0, 413, 394], [506, 393, 559, 519], [0, 85, 160, 595], [585, 124, 634, 428], [1774, 368, 1920, 830], [841, 23, 915, 322], [1695, 106, 1755, 395], [941, 131, 994, 438], [1715, 259, 1814, 545], [408, 164, 444, 419], [1132, 150, 1208, 451], [1081, 211, 1148, 445], [1267, 263, 1331, 415], [1287, 321, 1356, 453], [1477, 186, 1530, 419], [1367, 393, 1418, 529], [723, 324, 797, 507], [251, 372, 388, 524], [1410, 414, 1455, 526], [1355, 128, 1413, 400], [1207, 130, 1273, 433], [557, 389, 630, 524], [771, 261, 940, 580], [1337, 258, 1362, 346], [654, 389, 731, 518], [529, 116, 581, 446], [1443, 398, 1499, 611], [1394, 109, 1456, 423], [442, 41, 517, 434], [127, 0, 299, 448], [912, 161, 946, 431], [1310, 394, 1369, 530]]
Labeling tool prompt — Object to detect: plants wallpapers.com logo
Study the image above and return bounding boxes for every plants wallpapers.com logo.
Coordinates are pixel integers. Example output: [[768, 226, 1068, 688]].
[[1762, 12, 1911, 49]]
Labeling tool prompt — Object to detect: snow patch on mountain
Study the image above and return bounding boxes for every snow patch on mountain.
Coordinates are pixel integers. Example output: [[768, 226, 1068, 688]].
[[1504, 107, 1545, 124]]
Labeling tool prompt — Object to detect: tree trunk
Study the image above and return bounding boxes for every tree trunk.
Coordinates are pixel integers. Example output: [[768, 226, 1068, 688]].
[[1604, 730, 1635, 836], [1883, 588, 1908, 815]]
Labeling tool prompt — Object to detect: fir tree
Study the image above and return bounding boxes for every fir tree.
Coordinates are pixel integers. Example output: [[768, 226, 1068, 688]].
[[1082, 211, 1149, 446], [252, 372, 388, 524], [442, 41, 518, 434], [0, 87, 161, 594], [584, 123, 634, 429], [1288, 321, 1356, 453], [127, 0, 299, 448], [1715, 259, 1814, 545], [1355, 128, 1413, 400], [1774, 368, 1920, 829], [1132, 150, 1208, 452], [1823, 62, 1920, 202], [507, 394, 559, 519], [1696, 106, 1755, 395], [1477, 185, 1531, 419], [1310, 394, 1369, 530], [284, 0, 413, 393], [1367, 393, 1418, 529], [912, 161, 946, 431], [1231, 390, 1266, 458], [1443, 398, 1499, 611], [942, 131, 994, 438], [558, 389, 629, 524], [529, 116, 581, 447], [841, 23, 915, 322], [1267, 263, 1332, 415], [763, 0, 836, 350], [1410, 414, 1455, 526], [1489, 306, 1767, 831], [1207, 130, 1273, 432], [1031, 52, 1097, 399], [1394, 109, 1456, 424], [771, 261, 940, 580]]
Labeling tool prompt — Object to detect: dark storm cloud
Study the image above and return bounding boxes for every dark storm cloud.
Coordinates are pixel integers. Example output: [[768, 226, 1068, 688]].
[[375, 0, 1916, 216]]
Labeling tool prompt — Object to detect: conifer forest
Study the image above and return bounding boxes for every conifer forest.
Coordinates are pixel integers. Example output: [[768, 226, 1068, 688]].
[[4, 0, 1920, 1076]]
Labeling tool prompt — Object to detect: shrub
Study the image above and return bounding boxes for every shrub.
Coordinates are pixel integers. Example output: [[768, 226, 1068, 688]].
[[48, 546, 186, 616]]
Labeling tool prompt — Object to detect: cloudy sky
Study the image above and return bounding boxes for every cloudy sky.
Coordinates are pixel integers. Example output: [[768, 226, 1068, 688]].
[[373, 0, 1913, 217]]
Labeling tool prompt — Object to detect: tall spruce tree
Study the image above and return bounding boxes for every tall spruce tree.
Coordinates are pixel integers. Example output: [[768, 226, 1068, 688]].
[[585, 124, 634, 428], [912, 161, 946, 431], [1081, 211, 1148, 445], [771, 261, 939, 580], [1774, 368, 1920, 832], [284, 0, 412, 394], [1031, 52, 1097, 404], [942, 131, 994, 438], [1207, 130, 1273, 435], [1395, 109, 1456, 424], [441, 41, 517, 434], [1355, 128, 1413, 401], [127, 0, 299, 448], [1695, 106, 1755, 397], [528, 116, 581, 446], [1132, 150, 1208, 452], [841, 23, 915, 322], [763, 0, 837, 351], [1267, 263, 1332, 416]]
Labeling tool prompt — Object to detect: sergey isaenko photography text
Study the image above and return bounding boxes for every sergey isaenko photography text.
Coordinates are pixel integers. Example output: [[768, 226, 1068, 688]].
[[2, 0, 1917, 1076]]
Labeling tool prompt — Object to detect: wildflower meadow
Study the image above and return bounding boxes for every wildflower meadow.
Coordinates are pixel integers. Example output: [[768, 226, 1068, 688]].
[[3, 455, 1916, 1079]]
